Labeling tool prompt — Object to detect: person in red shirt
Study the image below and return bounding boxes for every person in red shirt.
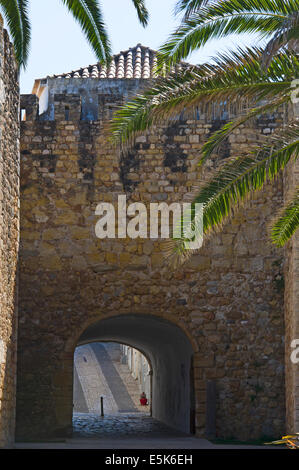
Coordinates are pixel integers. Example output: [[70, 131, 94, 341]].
[[140, 392, 148, 406]]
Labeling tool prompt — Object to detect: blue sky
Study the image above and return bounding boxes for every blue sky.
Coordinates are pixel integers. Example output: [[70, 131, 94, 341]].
[[17, 0, 261, 93]]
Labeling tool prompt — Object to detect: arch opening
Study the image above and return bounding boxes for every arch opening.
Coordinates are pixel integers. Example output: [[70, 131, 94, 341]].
[[73, 341, 152, 416], [75, 314, 195, 435]]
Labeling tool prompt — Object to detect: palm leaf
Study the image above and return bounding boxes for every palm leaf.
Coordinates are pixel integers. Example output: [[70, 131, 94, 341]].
[[175, 0, 211, 17], [199, 95, 290, 165], [168, 122, 299, 263], [1, 0, 150, 67], [262, 11, 299, 68], [200, 126, 299, 231], [271, 187, 299, 246], [131, 0, 149, 26], [0, 0, 31, 68], [158, 0, 299, 68], [111, 48, 297, 146], [61, 0, 111, 63]]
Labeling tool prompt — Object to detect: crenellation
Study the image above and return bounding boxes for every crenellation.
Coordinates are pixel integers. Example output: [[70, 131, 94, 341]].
[[54, 93, 82, 122], [20, 94, 39, 122]]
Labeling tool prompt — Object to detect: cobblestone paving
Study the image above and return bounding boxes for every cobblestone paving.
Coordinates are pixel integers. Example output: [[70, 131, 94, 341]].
[[72, 412, 187, 439]]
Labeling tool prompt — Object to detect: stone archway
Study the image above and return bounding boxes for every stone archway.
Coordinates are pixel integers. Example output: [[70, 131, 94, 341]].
[[75, 314, 195, 434], [16, 78, 287, 442], [15, 309, 201, 441], [73, 340, 154, 417]]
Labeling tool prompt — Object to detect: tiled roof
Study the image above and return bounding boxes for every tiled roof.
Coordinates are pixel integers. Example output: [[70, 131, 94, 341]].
[[52, 44, 187, 80]]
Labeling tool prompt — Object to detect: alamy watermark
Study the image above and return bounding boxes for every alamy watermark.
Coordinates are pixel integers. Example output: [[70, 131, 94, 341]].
[[288, 79, 299, 366], [95, 195, 203, 249], [291, 339, 299, 364]]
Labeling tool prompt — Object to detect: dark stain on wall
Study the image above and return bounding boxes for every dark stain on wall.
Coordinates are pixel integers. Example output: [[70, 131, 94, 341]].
[[163, 122, 188, 173], [208, 119, 230, 160], [119, 145, 141, 192], [78, 122, 97, 182]]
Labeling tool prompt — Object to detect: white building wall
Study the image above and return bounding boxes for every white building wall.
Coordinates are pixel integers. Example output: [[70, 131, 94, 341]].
[[121, 346, 151, 403]]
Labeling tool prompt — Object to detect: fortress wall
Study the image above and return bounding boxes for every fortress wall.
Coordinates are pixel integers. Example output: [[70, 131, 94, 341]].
[[283, 103, 299, 434], [0, 17, 19, 448], [16, 86, 286, 440]]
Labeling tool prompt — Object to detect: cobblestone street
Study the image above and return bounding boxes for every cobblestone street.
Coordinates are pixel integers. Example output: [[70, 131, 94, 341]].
[[16, 413, 273, 449], [15, 415, 275, 449], [16, 342, 276, 448], [72, 343, 190, 441], [72, 412, 186, 439]]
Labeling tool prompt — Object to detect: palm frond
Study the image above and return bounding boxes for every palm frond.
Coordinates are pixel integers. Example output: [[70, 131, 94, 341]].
[[271, 187, 299, 246], [199, 95, 290, 165], [175, 0, 211, 17], [169, 122, 299, 263], [158, 0, 298, 68], [200, 124, 299, 230], [0, 0, 31, 68], [262, 11, 299, 68], [111, 48, 297, 146], [131, 0, 149, 26], [61, 0, 111, 63]]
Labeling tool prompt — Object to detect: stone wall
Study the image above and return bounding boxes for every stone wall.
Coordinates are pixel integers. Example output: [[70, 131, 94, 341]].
[[17, 85, 286, 441], [284, 102, 299, 433], [0, 17, 19, 448]]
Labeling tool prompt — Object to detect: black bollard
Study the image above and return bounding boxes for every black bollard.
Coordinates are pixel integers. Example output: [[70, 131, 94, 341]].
[[100, 396, 104, 417]]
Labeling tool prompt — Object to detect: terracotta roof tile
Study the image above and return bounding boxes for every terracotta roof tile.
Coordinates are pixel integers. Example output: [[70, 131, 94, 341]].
[[52, 44, 187, 80]]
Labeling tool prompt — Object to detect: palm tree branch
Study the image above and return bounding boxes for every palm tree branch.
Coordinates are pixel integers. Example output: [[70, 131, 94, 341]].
[[158, 0, 299, 67], [0, 0, 31, 68], [170, 122, 299, 262], [200, 94, 291, 164], [262, 12, 299, 67], [60, 0, 112, 63], [158, 14, 288, 68], [270, 187, 299, 246], [131, 0, 149, 26], [111, 79, 291, 147], [18, 0, 30, 66], [175, 0, 210, 18], [111, 48, 297, 146], [200, 132, 299, 229]]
